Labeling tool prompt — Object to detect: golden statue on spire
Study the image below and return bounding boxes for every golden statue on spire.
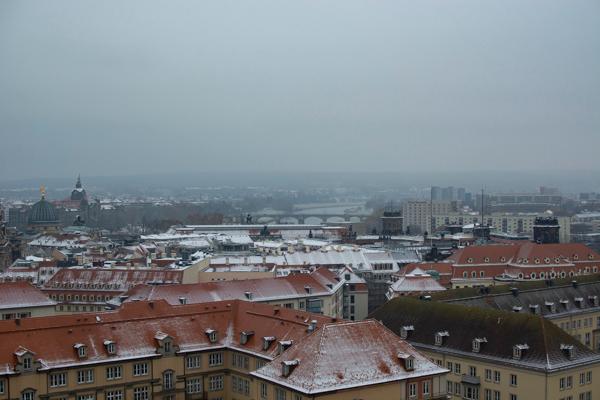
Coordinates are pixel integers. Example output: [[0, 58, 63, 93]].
[[40, 185, 46, 198]]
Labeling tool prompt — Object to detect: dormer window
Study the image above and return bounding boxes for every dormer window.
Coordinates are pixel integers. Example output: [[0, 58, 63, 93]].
[[574, 297, 584, 308], [74, 343, 86, 358], [467, 258, 473, 263], [472, 337, 487, 353], [205, 329, 218, 343], [589, 296, 599, 307], [304, 285, 313, 294], [164, 341, 171, 353], [154, 331, 175, 355], [400, 325, 414, 340], [23, 356, 32, 370], [398, 353, 415, 371], [262, 336, 276, 351], [104, 340, 116, 355], [240, 331, 254, 345], [281, 359, 299, 377], [512, 306, 522, 312], [484, 257, 490, 263], [560, 299, 569, 309], [278, 340, 293, 354], [244, 291, 253, 300], [545, 302, 556, 313], [560, 344, 576, 360], [529, 304, 540, 314], [513, 344, 529, 360], [435, 331, 449, 346]]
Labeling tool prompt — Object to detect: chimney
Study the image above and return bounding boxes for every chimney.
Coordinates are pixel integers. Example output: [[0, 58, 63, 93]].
[[307, 320, 318, 333]]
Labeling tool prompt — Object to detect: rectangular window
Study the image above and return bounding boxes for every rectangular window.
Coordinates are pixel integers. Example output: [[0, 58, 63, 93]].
[[22, 392, 34, 400], [77, 394, 95, 400], [133, 362, 148, 376], [0, 380, 4, 395], [510, 374, 518, 386], [455, 363, 461, 374], [232, 353, 250, 369], [260, 382, 268, 399], [485, 389, 492, 400], [209, 375, 224, 391], [423, 381, 430, 395], [256, 359, 267, 369], [50, 372, 67, 387], [231, 375, 250, 396], [186, 378, 202, 394], [106, 366, 122, 380], [133, 387, 149, 400], [446, 380, 453, 394], [510, 395, 517, 400], [580, 373, 586, 385], [209, 352, 223, 366], [586, 371, 592, 383], [560, 377, 566, 390], [469, 366, 477, 377], [454, 382, 462, 395], [163, 371, 174, 390], [485, 369, 492, 381], [105, 391, 123, 400], [408, 382, 417, 397], [494, 391, 501, 400], [77, 369, 94, 384], [275, 388, 287, 400], [186, 355, 201, 369]]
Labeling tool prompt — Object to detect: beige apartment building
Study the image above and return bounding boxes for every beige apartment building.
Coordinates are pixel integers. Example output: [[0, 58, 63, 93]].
[[372, 298, 600, 400], [0, 299, 447, 400], [431, 213, 571, 243], [402, 201, 457, 234], [0, 282, 57, 320]]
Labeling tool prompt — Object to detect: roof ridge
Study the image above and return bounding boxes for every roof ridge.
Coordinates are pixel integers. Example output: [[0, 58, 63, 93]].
[[539, 315, 551, 370]]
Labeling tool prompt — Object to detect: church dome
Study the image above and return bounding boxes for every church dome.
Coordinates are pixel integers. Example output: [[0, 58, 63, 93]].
[[28, 196, 59, 225]]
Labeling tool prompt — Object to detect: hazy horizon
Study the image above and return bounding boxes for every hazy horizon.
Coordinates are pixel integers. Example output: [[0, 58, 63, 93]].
[[1, 0, 599, 180]]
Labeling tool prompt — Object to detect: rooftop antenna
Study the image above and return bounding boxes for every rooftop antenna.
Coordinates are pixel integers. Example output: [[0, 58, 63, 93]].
[[481, 187, 484, 227]]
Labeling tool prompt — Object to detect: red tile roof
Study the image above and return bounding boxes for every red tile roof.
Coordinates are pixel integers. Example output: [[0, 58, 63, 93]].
[[123, 267, 341, 305], [0, 300, 333, 375], [0, 282, 56, 309], [43, 268, 183, 291]]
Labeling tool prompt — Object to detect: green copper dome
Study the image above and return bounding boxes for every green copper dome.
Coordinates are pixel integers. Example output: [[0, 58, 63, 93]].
[[28, 196, 59, 225]]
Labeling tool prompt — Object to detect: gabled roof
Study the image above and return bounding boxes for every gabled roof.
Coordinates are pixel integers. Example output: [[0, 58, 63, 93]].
[[123, 267, 341, 304], [0, 282, 55, 309], [0, 300, 333, 374], [389, 274, 446, 294], [370, 298, 600, 372], [252, 320, 446, 394]]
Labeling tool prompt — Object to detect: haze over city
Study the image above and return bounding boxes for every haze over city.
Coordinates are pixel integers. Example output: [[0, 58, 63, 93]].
[[1, 0, 599, 181]]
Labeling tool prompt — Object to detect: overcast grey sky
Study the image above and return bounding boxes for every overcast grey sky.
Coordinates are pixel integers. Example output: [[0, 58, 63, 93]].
[[0, 0, 599, 180]]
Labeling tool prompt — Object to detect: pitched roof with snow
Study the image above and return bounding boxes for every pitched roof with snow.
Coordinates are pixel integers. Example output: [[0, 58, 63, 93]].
[[43, 268, 183, 291], [123, 267, 342, 304], [0, 282, 56, 310], [252, 319, 446, 394], [0, 300, 333, 375]]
